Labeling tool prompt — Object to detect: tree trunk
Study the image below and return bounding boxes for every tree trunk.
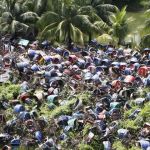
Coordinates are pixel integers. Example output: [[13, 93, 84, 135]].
[[118, 38, 124, 45], [67, 27, 73, 50], [88, 33, 92, 44]]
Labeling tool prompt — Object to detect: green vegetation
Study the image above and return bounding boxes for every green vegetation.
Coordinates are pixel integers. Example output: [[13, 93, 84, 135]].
[[109, 6, 133, 44], [140, 9, 150, 48], [78, 144, 94, 150], [40, 92, 91, 118], [0, 0, 149, 47], [0, 1, 149, 149], [0, 83, 20, 100], [113, 140, 127, 150]]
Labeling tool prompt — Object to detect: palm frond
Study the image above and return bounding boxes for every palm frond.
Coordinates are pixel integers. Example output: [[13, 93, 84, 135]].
[[56, 20, 67, 42], [44, 27, 58, 40], [0, 22, 9, 32], [96, 4, 118, 12], [21, 11, 39, 23], [22, 0, 35, 12], [34, 0, 47, 14], [72, 15, 98, 34], [37, 11, 61, 30], [78, 6, 94, 14], [70, 23, 84, 44], [1, 12, 13, 22], [94, 20, 110, 33], [11, 20, 29, 33], [78, 6, 101, 22], [145, 9, 150, 18], [41, 22, 58, 35], [0, 4, 5, 12]]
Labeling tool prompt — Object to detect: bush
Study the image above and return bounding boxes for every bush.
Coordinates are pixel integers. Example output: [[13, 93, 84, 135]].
[[140, 34, 150, 48], [0, 83, 20, 100], [120, 119, 139, 130], [140, 102, 150, 121], [113, 140, 127, 150], [78, 144, 94, 150], [40, 97, 77, 118], [83, 123, 92, 136]]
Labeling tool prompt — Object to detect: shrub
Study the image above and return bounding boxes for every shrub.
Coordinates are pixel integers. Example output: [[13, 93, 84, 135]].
[[113, 140, 127, 150], [40, 97, 76, 118], [83, 123, 92, 136], [120, 119, 139, 130], [140, 102, 150, 121], [78, 144, 94, 150], [0, 83, 20, 100]]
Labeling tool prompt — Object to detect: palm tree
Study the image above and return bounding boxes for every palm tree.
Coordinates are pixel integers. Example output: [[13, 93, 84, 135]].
[[74, 0, 118, 25], [72, 0, 118, 41], [37, 0, 99, 48], [140, 9, 150, 48], [141, 9, 150, 36], [109, 6, 133, 45], [0, 0, 39, 39]]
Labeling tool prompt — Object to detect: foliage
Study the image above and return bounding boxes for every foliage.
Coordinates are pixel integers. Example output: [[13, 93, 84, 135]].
[[0, 83, 20, 100], [78, 144, 94, 150], [113, 140, 141, 150], [76, 91, 91, 105], [139, 9, 150, 48], [140, 102, 150, 121], [140, 0, 150, 9], [36, 0, 118, 46], [40, 91, 91, 119], [90, 135, 104, 150], [119, 119, 139, 130], [113, 140, 127, 150], [140, 9, 150, 35], [129, 146, 141, 150], [140, 34, 150, 48], [37, 3, 99, 46], [40, 98, 76, 118], [0, 0, 40, 37], [83, 123, 92, 136], [109, 6, 133, 45], [112, 0, 145, 11]]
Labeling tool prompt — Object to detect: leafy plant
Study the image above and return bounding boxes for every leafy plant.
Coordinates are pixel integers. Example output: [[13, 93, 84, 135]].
[[83, 123, 92, 136], [109, 6, 133, 45], [113, 140, 127, 150], [0, 83, 20, 100], [140, 102, 150, 121], [119, 119, 139, 130], [78, 143, 94, 150]]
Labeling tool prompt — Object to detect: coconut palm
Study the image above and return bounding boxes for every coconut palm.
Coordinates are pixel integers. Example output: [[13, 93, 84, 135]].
[[74, 0, 118, 25], [37, 0, 99, 48], [141, 9, 150, 35], [0, 0, 39, 38], [140, 9, 150, 48], [109, 6, 133, 45], [72, 0, 118, 41]]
